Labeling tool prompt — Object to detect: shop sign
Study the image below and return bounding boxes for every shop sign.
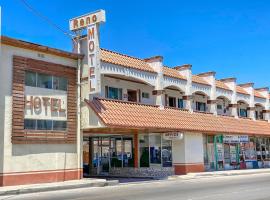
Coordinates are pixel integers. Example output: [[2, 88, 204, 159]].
[[163, 132, 184, 141], [24, 95, 67, 120], [223, 135, 249, 144], [87, 24, 101, 93], [69, 10, 106, 31]]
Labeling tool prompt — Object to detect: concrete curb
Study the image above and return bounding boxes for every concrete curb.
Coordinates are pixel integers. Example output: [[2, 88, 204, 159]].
[[0, 180, 119, 196], [168, 169, 270, 180]]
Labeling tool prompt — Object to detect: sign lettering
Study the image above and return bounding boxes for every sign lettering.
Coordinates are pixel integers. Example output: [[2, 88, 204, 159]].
[[69, 10, 105, 31]]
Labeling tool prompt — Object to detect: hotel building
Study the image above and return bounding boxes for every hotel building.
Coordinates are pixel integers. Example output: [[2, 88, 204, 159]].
[[1, 17, 270, 186]]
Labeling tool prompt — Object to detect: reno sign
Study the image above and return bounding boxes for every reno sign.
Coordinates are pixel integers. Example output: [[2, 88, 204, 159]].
[[69, 10, 105, 31], [70, 10, 106, 94]]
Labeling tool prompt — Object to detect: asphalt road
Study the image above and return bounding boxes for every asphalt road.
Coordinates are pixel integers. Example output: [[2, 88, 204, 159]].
[[2, 173, 270, 200]]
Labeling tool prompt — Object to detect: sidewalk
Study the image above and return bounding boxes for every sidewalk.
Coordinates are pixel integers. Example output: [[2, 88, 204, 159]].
[[169, 168, 270, 180], [0, 178, 118, 196]]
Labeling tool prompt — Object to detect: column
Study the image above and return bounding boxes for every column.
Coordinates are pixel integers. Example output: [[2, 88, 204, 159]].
[[183, 95, 193, 111], [247, 107, 256, 120], [229, 104, 238, 118], [172, 132, 204, 175], [207, 100, 217, 115], [153, 90, 165, 107]]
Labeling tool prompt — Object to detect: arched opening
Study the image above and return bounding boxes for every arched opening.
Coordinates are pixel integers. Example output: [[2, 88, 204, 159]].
[[216, 96, 231, 116], [102, 74, 155, 104], [192, 91, 209, 112], [164, 86, 185, 108], [237, 100, 249, 118], [255, 103, 265, 120]]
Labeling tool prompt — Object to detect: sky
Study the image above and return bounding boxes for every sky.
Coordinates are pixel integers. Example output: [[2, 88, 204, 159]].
[[1, 0, 270, 88]]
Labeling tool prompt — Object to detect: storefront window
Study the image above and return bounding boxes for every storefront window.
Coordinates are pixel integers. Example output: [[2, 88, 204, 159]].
[[162, 138, 172, 167], [139, 135, 149, 167], [149, 135, 161, 164]]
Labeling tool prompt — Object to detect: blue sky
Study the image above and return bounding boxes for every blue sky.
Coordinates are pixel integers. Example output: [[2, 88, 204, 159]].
[[1, 0, 270, 87]]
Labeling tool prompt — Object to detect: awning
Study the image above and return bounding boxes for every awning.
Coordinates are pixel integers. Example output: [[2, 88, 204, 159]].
[[85, 98, 270, 136]]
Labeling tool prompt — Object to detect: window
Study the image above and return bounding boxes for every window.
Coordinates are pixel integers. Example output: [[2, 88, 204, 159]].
[[239, 109, 247, 117], [196, 102, 206, 112], [142, 92, 149, 99], [217, 104, 223, 110], [37, 120, 52, 130], [149, 135, 161, 164], [53, 121, 67, 131], [168, 97, 176, 107], [162, 138, 172, 167], [24, 119, 67, 131], [25, 71, 67, 91], [37, 73, 52, 89], [53, 76, 68, 91], [139, 135, 149, 167], [105, 86, 122, 100], [25, 71, 37, 87], [178, 98, 184, 109], [24, 119, 36, 129]]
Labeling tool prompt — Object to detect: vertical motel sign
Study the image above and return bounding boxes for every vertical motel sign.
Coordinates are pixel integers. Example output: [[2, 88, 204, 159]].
[[69, 10, 106, 95]]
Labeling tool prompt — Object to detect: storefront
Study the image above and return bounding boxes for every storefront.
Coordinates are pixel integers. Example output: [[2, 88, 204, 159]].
[[83, 133, 174, 177], [204, 134, 270, 171]]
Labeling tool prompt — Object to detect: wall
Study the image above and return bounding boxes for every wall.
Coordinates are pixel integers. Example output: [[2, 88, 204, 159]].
[[101, 76, 155, 104], [0, 44, 80, 186], [172, 132, 204, 174]]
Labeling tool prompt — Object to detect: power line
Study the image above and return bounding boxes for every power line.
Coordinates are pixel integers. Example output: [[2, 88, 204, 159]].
[[18, 0, 75, 40]]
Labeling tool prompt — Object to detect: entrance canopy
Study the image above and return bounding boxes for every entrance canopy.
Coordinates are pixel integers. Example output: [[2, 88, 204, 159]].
[[84, 98, 270, 136]]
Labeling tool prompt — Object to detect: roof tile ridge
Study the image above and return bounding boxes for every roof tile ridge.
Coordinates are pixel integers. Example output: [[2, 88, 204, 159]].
[[97, 97, 160, 108], [100, 48, 146, 62]]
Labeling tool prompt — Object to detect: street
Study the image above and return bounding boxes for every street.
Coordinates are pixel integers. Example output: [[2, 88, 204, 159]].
[[2, 173, 270, 200]]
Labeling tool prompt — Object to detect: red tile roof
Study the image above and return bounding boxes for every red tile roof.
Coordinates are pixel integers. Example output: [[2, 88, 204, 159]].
[[163, 66, 186, 80], [216, 80, 231, 91], [236, 86, 249, 95], [192, 75, 211, 86], [101, 48, 155, 73], [86, 98, 270, 135], [254, 90, 265, 99]]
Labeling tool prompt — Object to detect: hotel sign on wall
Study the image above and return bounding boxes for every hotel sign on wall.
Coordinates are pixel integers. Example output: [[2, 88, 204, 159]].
[[25, 95, 67, 121], [69, 10, 106, 94]]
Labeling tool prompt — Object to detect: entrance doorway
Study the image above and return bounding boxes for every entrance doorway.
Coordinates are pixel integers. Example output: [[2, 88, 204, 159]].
[[127, 90, 137, 102], [83, 136, 134, 176]]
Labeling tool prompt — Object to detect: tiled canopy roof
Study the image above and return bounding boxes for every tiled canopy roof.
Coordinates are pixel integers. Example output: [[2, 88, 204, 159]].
[[86, 98, 270, 135], [100, 48, 155, 73]]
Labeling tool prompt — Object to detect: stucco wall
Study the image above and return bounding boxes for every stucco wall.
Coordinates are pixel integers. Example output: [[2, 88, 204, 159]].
[[101, 76, 155, 104], [172, 132, 204, 164], [0, 44, 79, 174]]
